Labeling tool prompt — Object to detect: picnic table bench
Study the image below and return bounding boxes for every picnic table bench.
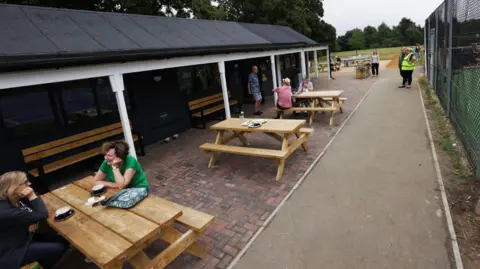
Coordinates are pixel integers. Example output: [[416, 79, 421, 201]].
[[200, 118, 312, 180], [189, 92, 238, 129], [274, 91, 345, 126], [41, 176, 215, 269]]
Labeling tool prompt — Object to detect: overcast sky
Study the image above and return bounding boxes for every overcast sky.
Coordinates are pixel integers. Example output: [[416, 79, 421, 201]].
[[323, 0, 444, 35]]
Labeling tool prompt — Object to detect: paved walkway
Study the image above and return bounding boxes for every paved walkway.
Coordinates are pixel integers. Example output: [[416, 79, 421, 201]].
[[233, 68, 452, 269]]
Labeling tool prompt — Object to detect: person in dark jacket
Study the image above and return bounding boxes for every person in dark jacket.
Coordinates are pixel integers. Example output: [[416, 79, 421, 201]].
[[0, 171, 68, 269], [398, 48, 406, 86]]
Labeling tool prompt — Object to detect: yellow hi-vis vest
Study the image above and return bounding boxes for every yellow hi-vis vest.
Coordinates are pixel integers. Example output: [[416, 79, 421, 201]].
[[401, 53, 416, 71]]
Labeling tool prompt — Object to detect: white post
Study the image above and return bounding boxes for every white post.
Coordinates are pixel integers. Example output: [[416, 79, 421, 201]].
[[300, 50, 307, 78], [109, 74, 137, 159], [314, 50, 319, 78], [270, 55, 278, 106], [217, 61, 231, 118], [306, 51, 310, 77], [275, 55, 282, 87], [327, 47, 333, 80]]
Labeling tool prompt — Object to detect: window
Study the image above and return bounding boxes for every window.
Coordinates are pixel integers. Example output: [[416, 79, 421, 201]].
[[60, 79, 98, 124], [178, 64, 221, 97], [0, 86, 56, 136]]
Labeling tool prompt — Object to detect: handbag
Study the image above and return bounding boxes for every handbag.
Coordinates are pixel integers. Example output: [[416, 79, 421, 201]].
[[102, 188, 148, 209]]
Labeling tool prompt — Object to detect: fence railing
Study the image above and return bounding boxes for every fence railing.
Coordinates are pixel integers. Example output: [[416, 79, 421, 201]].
[[425, 0, 480, 179]]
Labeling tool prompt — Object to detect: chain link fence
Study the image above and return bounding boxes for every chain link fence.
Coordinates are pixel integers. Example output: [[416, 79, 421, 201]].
[[425, 0, 480, 179]]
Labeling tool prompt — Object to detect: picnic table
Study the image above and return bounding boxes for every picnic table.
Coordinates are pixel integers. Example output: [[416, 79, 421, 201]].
[[41, 176, 214, 269], [200, 118, 313, 180], [276, 90, 345, 126]]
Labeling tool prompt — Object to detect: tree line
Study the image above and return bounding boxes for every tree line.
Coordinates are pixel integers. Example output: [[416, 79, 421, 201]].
[[2, 0, 337, 45], [336, 18, 424, 51]]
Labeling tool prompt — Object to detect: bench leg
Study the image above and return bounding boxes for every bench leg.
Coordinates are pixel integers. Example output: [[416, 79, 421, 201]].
[[279, 111, 284, 119], [309, 112, 314, 125], [209, 131, 224, 168], [329, 111, 334, 126], [149, 229, 197, 269], [339, 101, 344, 113], [161, 226, 207, 258], [129, 252, 151, 269]]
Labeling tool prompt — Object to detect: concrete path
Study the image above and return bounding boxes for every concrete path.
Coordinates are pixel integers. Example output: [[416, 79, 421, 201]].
[[233, 68, 452, 269]]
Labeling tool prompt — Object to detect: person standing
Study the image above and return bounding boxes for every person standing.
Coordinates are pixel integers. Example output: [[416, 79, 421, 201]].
[[248, 66, 262, 115], [415, 44, 421, 60], [399, 48, 416, 89], [371, 50, 380, 77], [398, 48, 406, 86]]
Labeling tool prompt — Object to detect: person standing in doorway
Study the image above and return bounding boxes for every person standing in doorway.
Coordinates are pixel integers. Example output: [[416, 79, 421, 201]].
[[248, 66, 262, 115], [371, 50, 380, 77], [399, 48, 416, 89], [398, 48, 406, 86]]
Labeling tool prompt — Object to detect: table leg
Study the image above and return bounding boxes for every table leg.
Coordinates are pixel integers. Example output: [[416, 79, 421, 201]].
[[329, 97, 337, 126], [235, 132, 249, 146], [209, 131, 224, 168], [295, 132, 308, 151], [161, 226, 207, 258], [276, 134, 290, 180], [149, 230, 197, 269], [265, 132, 284, 143]]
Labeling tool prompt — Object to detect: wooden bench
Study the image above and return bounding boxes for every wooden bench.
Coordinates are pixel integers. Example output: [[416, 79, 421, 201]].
[[274, 107, 338, 125], [320, 97, 347, 112], [188, 92, 238, 129], [200, 143, 288, 159], [22, 122, 145, 178]]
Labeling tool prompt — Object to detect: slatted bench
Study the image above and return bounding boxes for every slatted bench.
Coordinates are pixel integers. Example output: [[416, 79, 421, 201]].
[[22, 122, 145, 178], [189, 92, 238, 129], [200, 143, 288, 159], [321, 97, 347, 112]]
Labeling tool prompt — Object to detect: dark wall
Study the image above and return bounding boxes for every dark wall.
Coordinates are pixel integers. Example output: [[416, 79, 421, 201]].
[[125, 69, 191, 145]]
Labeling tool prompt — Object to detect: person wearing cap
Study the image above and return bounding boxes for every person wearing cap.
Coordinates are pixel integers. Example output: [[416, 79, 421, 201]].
[[399, 47, 417, 89], [274, 78, 293, 118]]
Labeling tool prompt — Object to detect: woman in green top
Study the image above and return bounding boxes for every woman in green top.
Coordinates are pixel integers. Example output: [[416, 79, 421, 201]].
[[93, 141, 149, 190]]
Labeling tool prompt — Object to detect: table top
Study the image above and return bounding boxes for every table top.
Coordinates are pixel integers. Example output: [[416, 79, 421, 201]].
[[42, 177, 183, 268], [210, 118, 305, 133], [295, 90, 344, 99]]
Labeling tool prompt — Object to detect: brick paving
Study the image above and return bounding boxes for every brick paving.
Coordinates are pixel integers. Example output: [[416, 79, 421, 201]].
[[55, 71, 375, 269]]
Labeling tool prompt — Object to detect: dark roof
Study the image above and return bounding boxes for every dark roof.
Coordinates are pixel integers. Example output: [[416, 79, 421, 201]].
[[0, 4, 320, 71]]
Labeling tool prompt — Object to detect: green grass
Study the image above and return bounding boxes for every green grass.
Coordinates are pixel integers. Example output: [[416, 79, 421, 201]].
[[331, 47, 403, 61]]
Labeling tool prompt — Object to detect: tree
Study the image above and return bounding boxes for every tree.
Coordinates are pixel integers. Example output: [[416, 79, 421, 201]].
[[349, 29, 365, 50], [363, 26, 378, 49]]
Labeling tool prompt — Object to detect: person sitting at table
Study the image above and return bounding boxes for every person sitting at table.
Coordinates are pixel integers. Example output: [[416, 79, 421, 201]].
[[0, 171, 69, 269], [93, 141, 149, 191], [294, 76, 314, 109], [274, 78, 293, 118]]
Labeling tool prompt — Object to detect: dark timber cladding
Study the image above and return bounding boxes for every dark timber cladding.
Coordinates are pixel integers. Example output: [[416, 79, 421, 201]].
[[0, 4, 319, 71]]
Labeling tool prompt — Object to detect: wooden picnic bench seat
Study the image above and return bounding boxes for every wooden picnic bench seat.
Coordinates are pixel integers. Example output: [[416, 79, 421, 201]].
[[189, 92, 238, 129], [22, 122, 145, 178], [200, 143, 288, 159], [274, 107, 339, 125]]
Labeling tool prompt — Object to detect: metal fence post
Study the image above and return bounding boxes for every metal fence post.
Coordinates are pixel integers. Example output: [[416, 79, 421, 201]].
[[446, 0, 453, 118], [424, 19, 428, 77], [434, 8, 439, 92]]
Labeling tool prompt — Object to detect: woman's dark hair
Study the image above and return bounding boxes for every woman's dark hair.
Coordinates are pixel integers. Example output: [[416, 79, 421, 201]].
[[101, 140, 130, 160]]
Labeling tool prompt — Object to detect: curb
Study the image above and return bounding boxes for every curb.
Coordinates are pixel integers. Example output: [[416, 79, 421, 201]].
[[417, 82, 464, 269]]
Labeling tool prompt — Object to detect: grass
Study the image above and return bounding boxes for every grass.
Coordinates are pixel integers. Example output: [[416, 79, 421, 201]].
[[331, 47, 403, 61], [419, 76, 472, 180]]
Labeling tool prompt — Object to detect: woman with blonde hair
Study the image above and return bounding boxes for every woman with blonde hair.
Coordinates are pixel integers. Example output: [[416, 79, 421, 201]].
[[0, 171, 68, 269], [93, 140, 149, 190]]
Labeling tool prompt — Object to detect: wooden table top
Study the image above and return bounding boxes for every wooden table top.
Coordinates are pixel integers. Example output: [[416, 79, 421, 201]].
[[210, 118, 305, 133], [42, 178, 183, 268], [295, 90, 344, 99]]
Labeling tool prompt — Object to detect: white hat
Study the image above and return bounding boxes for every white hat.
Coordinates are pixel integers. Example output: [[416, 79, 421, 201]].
[[282, 78, 291, 84]]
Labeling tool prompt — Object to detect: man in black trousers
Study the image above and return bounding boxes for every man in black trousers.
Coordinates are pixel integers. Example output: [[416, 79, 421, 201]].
[[398, 48, 406, 86]]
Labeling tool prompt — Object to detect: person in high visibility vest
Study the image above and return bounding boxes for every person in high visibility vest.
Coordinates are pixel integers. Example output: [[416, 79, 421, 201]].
[[399, 47, 417, 89]]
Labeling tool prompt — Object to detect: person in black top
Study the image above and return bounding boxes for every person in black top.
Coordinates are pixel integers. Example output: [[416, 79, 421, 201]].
[[0, 171, 69, 269]]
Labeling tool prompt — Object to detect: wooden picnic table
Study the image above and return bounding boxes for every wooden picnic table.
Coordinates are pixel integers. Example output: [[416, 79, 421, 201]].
[[200, 118, 312, 180], [294, 90, 344, 126], [41, 176, 214, 269]]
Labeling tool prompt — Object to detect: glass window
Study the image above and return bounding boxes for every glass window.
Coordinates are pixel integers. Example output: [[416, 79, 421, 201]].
[[60, 79, 98, 124], [177, 67, 194, 95], [0, 86, 55, 136]]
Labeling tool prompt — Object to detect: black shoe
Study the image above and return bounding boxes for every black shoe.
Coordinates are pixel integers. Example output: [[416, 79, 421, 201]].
[[398, 85, 406, 88], [254, 111, 262, 116]]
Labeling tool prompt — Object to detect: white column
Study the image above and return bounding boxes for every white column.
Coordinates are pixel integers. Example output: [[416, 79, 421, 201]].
[[314, 50, 319, 78], [327, 47, 333, 80], [275, 55, 282, 87], [270, 55, 278, 106], [109, 74, 137, 159], [306, 51, 311, 77], [217, 61, 231, 118], [300, 50, 307, 78]]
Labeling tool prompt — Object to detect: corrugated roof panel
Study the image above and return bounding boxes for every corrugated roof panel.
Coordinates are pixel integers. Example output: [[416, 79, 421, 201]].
[[0, 5, 58, 55], [240, 23, 302, 44], [153, 16, 210, 47], [22, 7, 106, 53], [190, 20, 268, 46], [67, 11, 141, 51]]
